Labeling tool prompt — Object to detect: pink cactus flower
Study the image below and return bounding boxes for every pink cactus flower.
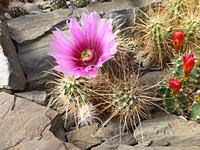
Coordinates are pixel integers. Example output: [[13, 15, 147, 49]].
[[50, 11, 118, 78]]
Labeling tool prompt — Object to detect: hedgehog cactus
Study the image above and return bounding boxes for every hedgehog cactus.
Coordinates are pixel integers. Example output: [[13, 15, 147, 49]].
[[69, 0, 87, 7], [190, 90, 200, 123], [157, 54, 200, 117], [8, 1, 27, 18], [157, 80, 188, 115], [50, 0, 67, 10], [168, 0, 183, 18], [47, 74, 100, 127], [148, 20, 172, 65], [101, 78, 154, 131], [181, 19, 200, 39]]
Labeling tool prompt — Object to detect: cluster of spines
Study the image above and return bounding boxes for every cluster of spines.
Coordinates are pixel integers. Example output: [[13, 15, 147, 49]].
[[157, 83, 188, 115], [157, 57, 200, 118], [50, 0, 67, 10], [180, 19, 200, 40], [8, 1, 27, 18], [69, 0, 87, 8]]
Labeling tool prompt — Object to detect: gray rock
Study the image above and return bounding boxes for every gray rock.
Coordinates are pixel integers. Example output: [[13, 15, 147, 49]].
[[7, 9, 73, 43], [23, 2, 42, 14], [134, 112, 200, 148], [140, 71, 168, 86], [67, 123, 104, 150], [15, 90, 47, 105], [7, 9, 73, 89], [94, 132, 137, 150], [0, 91, 67, 150], [0, 21, 26, 90], [118, 145, 200, 150], [64, 143, 81, 150], [87, 0, 163, 14]]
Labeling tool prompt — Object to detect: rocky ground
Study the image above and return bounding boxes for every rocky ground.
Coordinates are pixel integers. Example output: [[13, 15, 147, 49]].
[[1, 0, 200, 149]]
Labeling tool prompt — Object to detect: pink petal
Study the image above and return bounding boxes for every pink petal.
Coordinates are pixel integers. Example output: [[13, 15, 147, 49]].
[[81, 11, 100, 49], [67, 18, 86, 51], [50, 38, 79, 58]]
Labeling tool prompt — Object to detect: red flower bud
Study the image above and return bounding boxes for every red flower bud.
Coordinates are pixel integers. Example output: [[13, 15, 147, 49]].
[[169, 78, 182, 96], [183, 53, 195, 80], [173, 31, 184, 54]]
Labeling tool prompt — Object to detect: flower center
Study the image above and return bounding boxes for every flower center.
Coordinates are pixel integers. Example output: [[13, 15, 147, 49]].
[[81, 49, 93, 62]]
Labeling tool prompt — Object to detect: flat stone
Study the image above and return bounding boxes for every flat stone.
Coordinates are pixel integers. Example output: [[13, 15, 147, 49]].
[[15, 90, 47, 105], [0, 21, 26, 90], [134, 112, 200, 148], [87, 0, 163, 14], [7, 9, 73, 89], [140, 71, 168, 86], [7, 8, 73, 43], [94, 132, 137, 150], [118, 145, 200, 150], [0, 92, 67, 150], [67, 123, 104, 150]]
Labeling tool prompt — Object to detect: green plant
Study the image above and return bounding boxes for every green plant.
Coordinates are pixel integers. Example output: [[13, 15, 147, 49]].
[[69, 0, 87, 7], [157, 55, 200, 118], [47, 72, 100, 127], [135, 3, 174, 68], [50, 0, 67, 10], [8, 1, 27, 18]]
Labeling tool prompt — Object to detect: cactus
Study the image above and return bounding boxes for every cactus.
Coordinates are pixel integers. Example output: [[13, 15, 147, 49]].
[[135, 3, 173, 68], [50, 0, 67, 10], [181, 19, 200, 39], [69, 0, 87, 7], [157, 55, 200, 117], [157, 83, 188, 115], [47, 73, 101, 127], [189, 90, 200, 123], [167, 0, 183, 18], [148, 20, 172, 66], [8, 1, 27, 18], [97, 74, 155, 132]]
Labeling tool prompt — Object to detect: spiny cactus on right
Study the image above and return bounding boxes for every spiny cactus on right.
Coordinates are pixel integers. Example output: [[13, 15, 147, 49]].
[[8, 1, 27, 18], [157, 54, 200, 117], [135, 3, 173, 68], [167, 0, 183, 18], [190, 90, 200, 123], [148, 20, 172, 66], [70, 0, 87, 7]]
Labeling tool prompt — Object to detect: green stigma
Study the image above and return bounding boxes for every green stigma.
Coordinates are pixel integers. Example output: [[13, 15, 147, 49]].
[[81, 50, 93, 62]]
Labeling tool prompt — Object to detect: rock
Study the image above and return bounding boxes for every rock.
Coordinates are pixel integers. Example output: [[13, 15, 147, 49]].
[[64, 143, 81, 150], [140, 71, 168, 86], [15, 90, 47, 105], [94, 132, 137, 150], [23, 2, 42, 14], [117, 145, 200, 150], [103, 9, 132, 30], [0, 21, 26, 90], [0, 91, 67, 150], [7, 9, 73, 90], [7, 9, 73, 43], [87, 0, 163, 14], [134, 112, 200, 148], [67, 123, 104, 150]]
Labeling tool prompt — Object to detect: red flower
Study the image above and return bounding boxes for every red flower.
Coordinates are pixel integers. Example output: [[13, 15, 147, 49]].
[[183, 53, 195, 80], [169, 78, 182, 96], [173, 31, 184, 54]]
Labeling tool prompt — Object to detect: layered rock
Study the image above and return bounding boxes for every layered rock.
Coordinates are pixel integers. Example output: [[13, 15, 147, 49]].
[[0, 21, 26, 90], [0, 92, 70, 150]]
